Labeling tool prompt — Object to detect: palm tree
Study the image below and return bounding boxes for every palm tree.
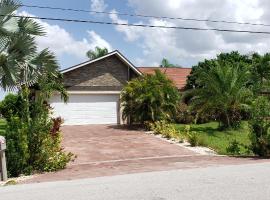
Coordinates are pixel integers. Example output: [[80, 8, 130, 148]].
[[86, 46, 108, 60], [0, 0, 59, 91], [160, 58, 174, 68], [121, 70, 180, 124], [186, 63, 252, 128], [251, 53, 270, 93]]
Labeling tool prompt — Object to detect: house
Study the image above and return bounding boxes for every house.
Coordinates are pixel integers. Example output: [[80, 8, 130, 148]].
[[49, 51, 191, 125], [138, 67, 191, 91]]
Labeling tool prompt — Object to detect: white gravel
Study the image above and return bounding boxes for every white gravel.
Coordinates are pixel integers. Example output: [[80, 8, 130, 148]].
[[146, 131, 217, 155]]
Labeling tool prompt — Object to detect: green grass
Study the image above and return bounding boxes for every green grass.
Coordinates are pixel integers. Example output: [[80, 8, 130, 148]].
[[174, 121, 251, 155], [0, 118, 6, 135]]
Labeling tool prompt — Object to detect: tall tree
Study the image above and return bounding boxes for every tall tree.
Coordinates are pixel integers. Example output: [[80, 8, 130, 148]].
[[250, 53, 270, 94], [185, 51, 252, 89], [186, 63, 252, 129], [86, 46, 108, 60], [0, 0, 59, 91]]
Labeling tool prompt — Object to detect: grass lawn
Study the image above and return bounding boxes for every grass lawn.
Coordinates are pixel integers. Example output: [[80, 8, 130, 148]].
[[174, 121, 251, 155], [0, 118, 6, 135]]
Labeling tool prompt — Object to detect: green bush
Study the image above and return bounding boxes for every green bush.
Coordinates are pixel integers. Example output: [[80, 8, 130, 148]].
[[2, 91, 72, 177], [148, 120, 182, 141], [249, 97, 270, 157], [0, 94, 23, 121], [121, 70, 180, 124], [174, 103, 195, 124], [226, 140, 241, 155], [187, 131, 200, 147], [4, 117, 31, 176]]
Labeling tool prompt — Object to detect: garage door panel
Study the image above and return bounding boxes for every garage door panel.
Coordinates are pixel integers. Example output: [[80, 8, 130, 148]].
[[50, 94, 119, 125]]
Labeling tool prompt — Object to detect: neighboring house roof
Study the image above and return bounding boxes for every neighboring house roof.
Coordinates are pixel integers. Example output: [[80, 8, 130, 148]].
[[61, 50, 142, 75], [138, 67, 192, 90]]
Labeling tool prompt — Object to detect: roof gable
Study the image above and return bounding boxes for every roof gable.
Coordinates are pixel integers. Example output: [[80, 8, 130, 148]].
[[61, 50, 142, 75]]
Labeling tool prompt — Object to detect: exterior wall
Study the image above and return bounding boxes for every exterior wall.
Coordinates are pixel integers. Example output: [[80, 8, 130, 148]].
[[63, 55, 138, 91]]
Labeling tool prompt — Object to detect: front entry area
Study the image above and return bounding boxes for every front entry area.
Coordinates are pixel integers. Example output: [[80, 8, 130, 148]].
[[50, 93, 120, 125]]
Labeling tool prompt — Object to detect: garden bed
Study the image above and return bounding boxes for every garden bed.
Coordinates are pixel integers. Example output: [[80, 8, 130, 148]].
[[173, 121, 251, 155]]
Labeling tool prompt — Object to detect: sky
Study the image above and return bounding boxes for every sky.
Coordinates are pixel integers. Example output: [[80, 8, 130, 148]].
[[1, 0, 270, 98]]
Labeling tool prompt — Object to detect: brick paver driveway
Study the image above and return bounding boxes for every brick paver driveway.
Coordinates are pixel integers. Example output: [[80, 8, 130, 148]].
[[25, 125, 269, 183]]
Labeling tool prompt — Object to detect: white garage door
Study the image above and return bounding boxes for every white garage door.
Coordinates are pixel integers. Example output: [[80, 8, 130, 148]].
[[50, 94, 119, 125]]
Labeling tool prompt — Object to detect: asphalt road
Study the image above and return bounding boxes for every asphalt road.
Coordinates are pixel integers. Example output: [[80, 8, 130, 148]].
[[1, 162, 270, 200]]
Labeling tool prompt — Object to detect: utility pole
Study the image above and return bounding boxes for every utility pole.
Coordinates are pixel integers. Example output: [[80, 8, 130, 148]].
[[0, 136, 7, 182]]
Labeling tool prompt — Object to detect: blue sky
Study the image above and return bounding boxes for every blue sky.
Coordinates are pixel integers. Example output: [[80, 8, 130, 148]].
[[19, 0, 148, 69], [18, 0, 270, 69], [1, 0, 270, 99]]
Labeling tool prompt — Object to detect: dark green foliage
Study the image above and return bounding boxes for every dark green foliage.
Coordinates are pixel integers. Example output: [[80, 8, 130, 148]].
[[0, 93, 23, 121], [186, 51, 252, 89], [174, 103, 195, 124], [2, 91, 72, 177], [4, 117, 30, 176], [121, 70, 180, 124], [185, 63, 252, 129], [249, 97, 270, 157], [226, 140, 241, 155], [0, 0, 71, 177], [250, 53, 270, 95]]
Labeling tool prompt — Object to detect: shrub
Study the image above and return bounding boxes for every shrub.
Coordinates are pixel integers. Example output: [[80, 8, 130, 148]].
[[121, 70, 180, 124], [187, 131, 200, 147], [226, 140, 241, 155], [175, 103, 195, 124], [2, 91, 72, 177], [0, 94, 23, 121], [4, 117, 31, 176], [149, 120, 182, 141], [249, 97, 270, 157]]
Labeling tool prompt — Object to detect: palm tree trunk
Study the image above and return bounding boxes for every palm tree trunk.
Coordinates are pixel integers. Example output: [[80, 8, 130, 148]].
[[20, 86, 31, 125]]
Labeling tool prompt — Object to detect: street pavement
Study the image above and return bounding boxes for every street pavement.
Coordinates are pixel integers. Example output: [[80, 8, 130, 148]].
[[1, 162, 270, 200]]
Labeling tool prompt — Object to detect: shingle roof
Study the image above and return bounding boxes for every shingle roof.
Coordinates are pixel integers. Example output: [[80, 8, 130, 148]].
[[137, 67, 192, 90]]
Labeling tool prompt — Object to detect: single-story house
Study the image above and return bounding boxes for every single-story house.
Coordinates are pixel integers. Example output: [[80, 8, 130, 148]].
[[49, 50, 191, 125]]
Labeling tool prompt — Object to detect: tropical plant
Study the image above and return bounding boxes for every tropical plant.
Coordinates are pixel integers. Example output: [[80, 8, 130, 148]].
[[0, 0, 72, 177], [249, 97, 270, 157], [250, 53, 270, 95], [148, 120, 181, 140], [0, 0, 60, 91], [186, 63, 253, 129], [186, 51, 252, 89], [121, 70, 180, 124], [160, 58, 174, 68], [86, 46, 108, 60], [0, 93, 23, 121]]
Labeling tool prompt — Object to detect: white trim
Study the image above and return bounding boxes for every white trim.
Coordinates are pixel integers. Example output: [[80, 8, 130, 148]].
[[61, 50, 142, 75], [67, 91, 121, 95]]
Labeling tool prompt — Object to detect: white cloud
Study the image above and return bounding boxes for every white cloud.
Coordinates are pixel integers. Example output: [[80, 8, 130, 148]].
[[19, 11, 112, 60], [109, 10, 143, 42], [121, 0, 270, 66], [90, 0, 108, 12]]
